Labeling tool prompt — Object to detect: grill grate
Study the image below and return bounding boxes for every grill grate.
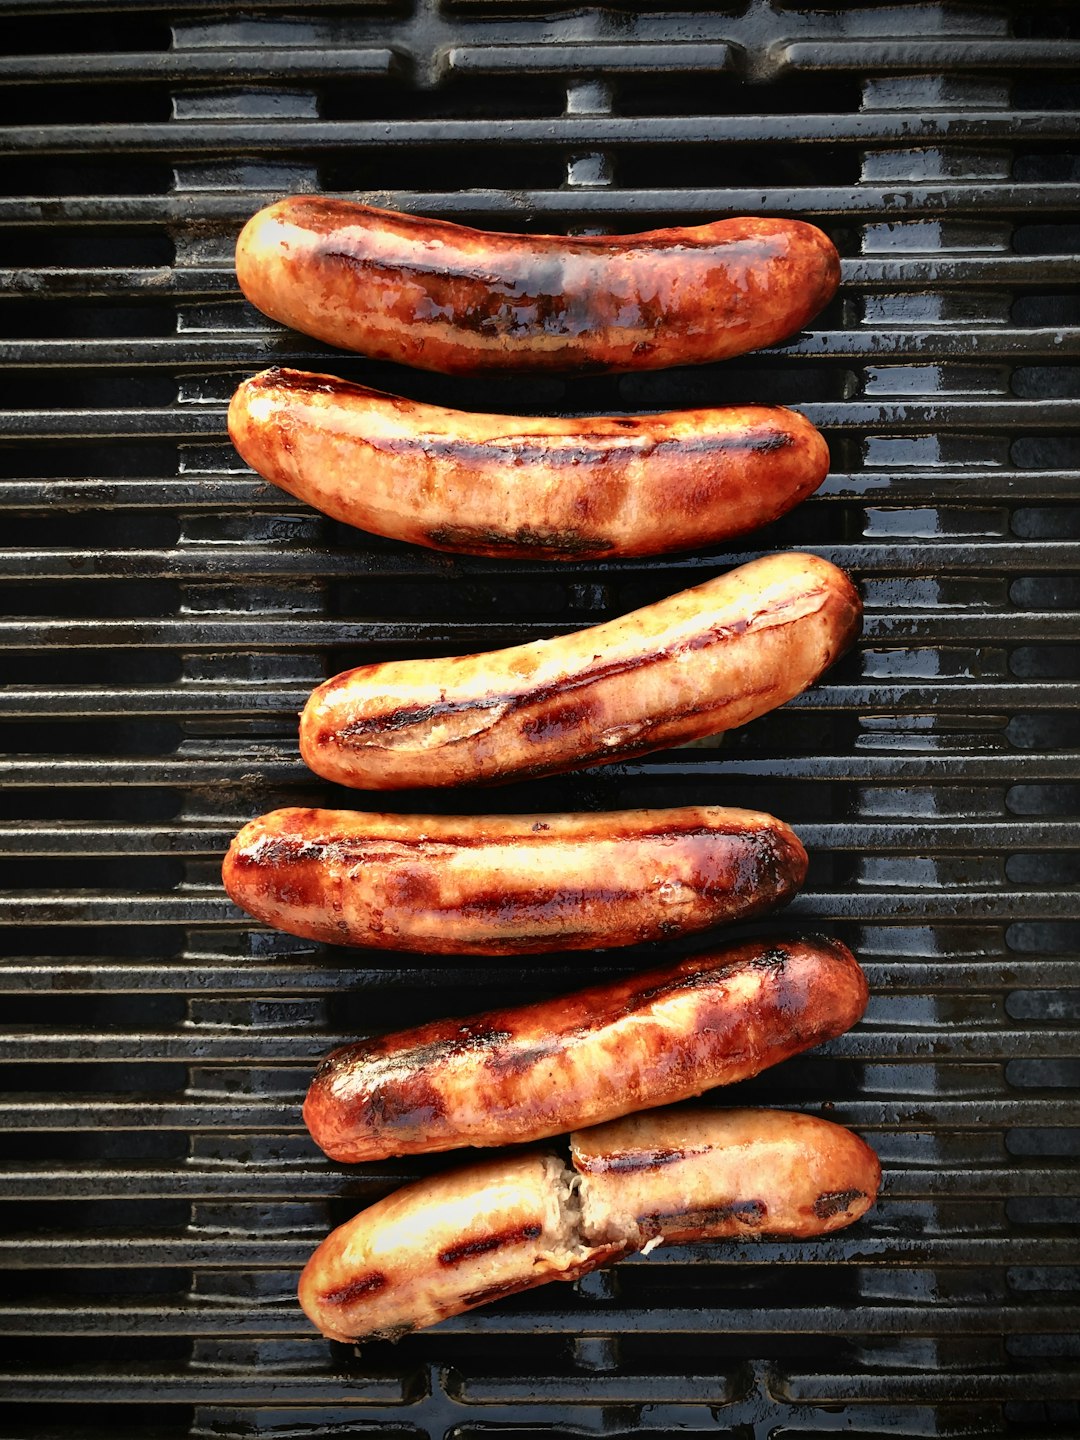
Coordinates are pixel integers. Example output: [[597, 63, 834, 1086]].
[[1, 2, 1079, 1436]]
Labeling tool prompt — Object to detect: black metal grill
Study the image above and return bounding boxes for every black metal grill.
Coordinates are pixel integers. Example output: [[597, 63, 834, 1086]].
[[1, 1, 1078, 1434]]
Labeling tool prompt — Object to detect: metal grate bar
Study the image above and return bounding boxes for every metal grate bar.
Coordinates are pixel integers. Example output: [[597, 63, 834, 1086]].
[[4, 328, 1076, 365], [3, 957, 1080, 997], [6, 111, 1080, 154], [2, 819, 1078, 855], [3, 254, 1077, 299], [5, 542, 1079, 581], [4, 1161, 1076, 1201], [0, 890, 1076, 927], [2, 1233, 1076, 1268], [0, 681, 1074, 721], [1, 611, 1077, 650], [4, 470, 1079, 508], [6, 1096, 1078, 1132], [2, 183, 1077, 225], [0, 1028, 1077, 1065], [2, 749, 1077, 787], [0, 49, 397, 84], [2, 1301, 1077, 1338]]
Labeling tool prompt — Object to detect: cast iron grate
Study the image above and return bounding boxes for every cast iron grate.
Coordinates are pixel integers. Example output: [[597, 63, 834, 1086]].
[[0, 1, 1078, 1436]]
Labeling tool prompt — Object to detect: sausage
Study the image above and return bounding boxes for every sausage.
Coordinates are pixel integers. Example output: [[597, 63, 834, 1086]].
[[572, 1107, 882, 1249], [304, 935, 867, 1162], [298, 1107, 881, 1343], [299, 551, 862, 790], [228, 367, 829, 561], [235, 198, 840, 376], [221, 805, 807, 955], [298, 1149, 615, 1344]]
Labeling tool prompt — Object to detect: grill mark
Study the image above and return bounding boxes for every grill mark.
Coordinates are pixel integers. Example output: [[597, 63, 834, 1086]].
[[448, 884, 666, 919], [339, 694, 506, 741], [439, 1223, 542, 1267], [363, 1072, 446, 1128], [484, 1037, 563, 1075], [624, 968, 731, 1008], [322, 1271, 387, 1306], [331, 655, 703, 744], [445, 688, 781, 781], [642, 1200, 767, 1234], [813, 1189, 866, 1219], [574, 1145, 712, 1175], [626, 946, 786, 1010], [229, 830, 421, 872], [356, 430, 796, 465], [254, 367, 686, 463], [330, 590, 823, 747], [317, 246, 602, 342], [240, 820, 770, 871], [282, 196, 773, 259], [575, 939, 796, 1030], [745, 825, 804, 897], [615, 944, 790, 1015], [425, 525, 613, 559], [520, 697, 600, 743], [753, 946, 793, 971], [230, 835, 328, 869], [321, 1024, 512, 1087], [472, 930, 621, 952], [248, 367, 368, 402]]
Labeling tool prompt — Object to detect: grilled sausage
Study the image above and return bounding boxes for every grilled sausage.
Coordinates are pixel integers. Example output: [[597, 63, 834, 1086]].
[[235, 198, 840, 376], [298, 1149, 616, 1344], [222, 805, 807, 955], [298, 1107, 881, 1343], [300, 551, 862, 790], [305, 936, 867, 1162], [573, 1107, 882, 1250], [228, 367, 829, 561]]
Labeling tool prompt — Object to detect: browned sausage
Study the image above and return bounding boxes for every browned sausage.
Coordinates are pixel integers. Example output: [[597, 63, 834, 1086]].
[[298, 1149, 618, 1344], [299, 551, 861, 790], [228, 367, 829, 561], [304, 936, 867, 1162], [221, 805, 807, 956], [298, 1107, 881, 1343], [572, 1107, 882, 1249], [235, 198, 840, 375]]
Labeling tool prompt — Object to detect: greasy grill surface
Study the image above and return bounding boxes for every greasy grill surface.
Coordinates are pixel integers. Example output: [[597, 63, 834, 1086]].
[[0, 1, 1077, 1436]]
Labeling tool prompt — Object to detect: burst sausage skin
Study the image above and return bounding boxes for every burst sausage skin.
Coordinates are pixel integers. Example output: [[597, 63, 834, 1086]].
[[228, 368, 829, 561], [235, 199, 840, 376], [298, 1107, 881, 1343], [222, 805, 808, 956], [304, 936, 867, 1162], [300, 551, 862, 791]]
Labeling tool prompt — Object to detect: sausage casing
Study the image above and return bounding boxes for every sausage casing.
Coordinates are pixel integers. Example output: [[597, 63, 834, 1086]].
[[222, 805, 807, 955], [235, 198, 840, 376], [298, 1107, 881, 1343], [228, 367, 829, 561], [304, 936, 867, 1161], [300, 551, 862, 790]]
